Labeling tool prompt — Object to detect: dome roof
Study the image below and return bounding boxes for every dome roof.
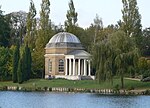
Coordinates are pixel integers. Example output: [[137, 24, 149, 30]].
[[49, 32, 81, 43], [46, 32, 84, 49]]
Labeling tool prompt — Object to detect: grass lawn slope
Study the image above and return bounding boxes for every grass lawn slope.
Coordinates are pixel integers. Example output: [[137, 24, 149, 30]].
[[0, 78, 150, 90]]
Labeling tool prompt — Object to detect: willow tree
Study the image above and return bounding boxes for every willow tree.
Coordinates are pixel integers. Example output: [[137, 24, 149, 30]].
[[93, 42, 105, 83], [121, 0, 142, 50], [65, 0, 78, 33], [25, 0, 37, 50], [93, 40, 114, 84], [109, 30, 138, 88]]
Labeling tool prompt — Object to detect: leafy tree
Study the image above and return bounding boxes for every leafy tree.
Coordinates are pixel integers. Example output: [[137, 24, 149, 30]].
[[0, 47, 12, 81], [93, 30, 139, 88], [24, 0, 37, 50], [109, 30, 138, 88], [65, 0, 78, 33], [138, 57, 150, 78], [93, 39, 114, 84], [93, 41, 106, 83], [141, 28, 150, 56], [33, 0, 53, 78], [53, 23, 64, 33], [0, 7, 10, 47], [12, 42, 20, 83], [6, 11, 27, 45], [93, 14, 103, 44], [27, 46, 32, 80], [121, 0, 142, 50], [64, 0, 91, 51], [37, 0, 51, 45]]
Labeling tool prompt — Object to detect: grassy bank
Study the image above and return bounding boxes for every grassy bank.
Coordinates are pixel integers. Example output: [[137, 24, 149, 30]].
[[0, 78, 150, 90]]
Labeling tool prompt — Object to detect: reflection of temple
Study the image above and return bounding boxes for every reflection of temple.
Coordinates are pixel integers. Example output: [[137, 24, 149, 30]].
[[45, 32, 94, 80]]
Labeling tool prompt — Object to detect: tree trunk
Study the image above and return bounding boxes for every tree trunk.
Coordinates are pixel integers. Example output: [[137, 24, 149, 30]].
[[121, 72, 124, 89]]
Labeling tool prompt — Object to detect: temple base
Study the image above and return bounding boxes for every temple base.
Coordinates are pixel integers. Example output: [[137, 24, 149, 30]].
[[45, 75, 95, 80]]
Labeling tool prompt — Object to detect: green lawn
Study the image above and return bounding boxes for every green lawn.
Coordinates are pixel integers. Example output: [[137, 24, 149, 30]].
[[0, 78, 150, 90]]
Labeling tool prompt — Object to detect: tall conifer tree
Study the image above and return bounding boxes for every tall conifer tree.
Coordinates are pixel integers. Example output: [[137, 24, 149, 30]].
[[25, 0, 37, 50], [27, 46, 32, 80], [33, 0, 51, 78], [121, 0, 142, 49], [17, 57, 23, 84], [65, 0, 78, 33], [23, 45, 28, 81], [23, 44, 32, 81], [12, 42, 20, 83]]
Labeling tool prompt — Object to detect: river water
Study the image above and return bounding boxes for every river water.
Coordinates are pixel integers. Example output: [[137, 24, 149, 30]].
[[0, 91, 149, 108]]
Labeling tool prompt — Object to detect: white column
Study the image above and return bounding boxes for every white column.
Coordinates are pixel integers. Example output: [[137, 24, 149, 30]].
[[84, 59, 87, 76], [69, 59, 72, 75], [65, 59, 68, 75], [78, 59, 80, 75], [73, 59, 75, 76], [81, 59, 84, 75], [88, 60, 91, 76]]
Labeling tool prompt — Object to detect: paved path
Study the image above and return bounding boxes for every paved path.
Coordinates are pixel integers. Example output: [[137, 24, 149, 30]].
[[125, 77, 141, 81]]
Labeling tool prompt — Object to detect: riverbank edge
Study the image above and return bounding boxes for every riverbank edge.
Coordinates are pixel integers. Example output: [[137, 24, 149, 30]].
[[0, 86, 150, 95]]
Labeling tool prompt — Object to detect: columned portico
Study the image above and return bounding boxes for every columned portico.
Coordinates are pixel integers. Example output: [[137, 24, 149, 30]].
[[65, 57, 91, 77]]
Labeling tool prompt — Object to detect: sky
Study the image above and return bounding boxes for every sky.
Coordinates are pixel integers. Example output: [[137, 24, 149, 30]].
[[0, 0, 150, 29]]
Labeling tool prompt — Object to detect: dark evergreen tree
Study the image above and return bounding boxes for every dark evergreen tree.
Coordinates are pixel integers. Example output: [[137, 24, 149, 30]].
[[27, 46, 32, 80], [12, 42, 20, 83], [23, 44, 32, 81], [23, 45, 28, 81], [17, 57, 23, 84]]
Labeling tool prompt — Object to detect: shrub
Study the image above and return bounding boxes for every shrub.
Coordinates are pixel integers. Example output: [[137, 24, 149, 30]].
[[141, 77, 150, 82], [127, 85, 134, 90], [113, 84, 120, 91], [43, 87, 48, 91], [144, 90, 150, 95]]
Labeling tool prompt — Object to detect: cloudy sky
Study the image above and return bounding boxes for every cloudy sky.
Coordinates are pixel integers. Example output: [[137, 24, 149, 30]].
[[0, 0, 149, 28]]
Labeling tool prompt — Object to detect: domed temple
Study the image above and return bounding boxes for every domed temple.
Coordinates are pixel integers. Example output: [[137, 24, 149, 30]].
[[45, 32, 94, 80]]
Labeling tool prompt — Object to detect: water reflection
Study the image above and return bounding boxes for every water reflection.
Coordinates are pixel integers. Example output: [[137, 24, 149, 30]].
[[91, 94, 137, 108], [0, 91, 149, 108]]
